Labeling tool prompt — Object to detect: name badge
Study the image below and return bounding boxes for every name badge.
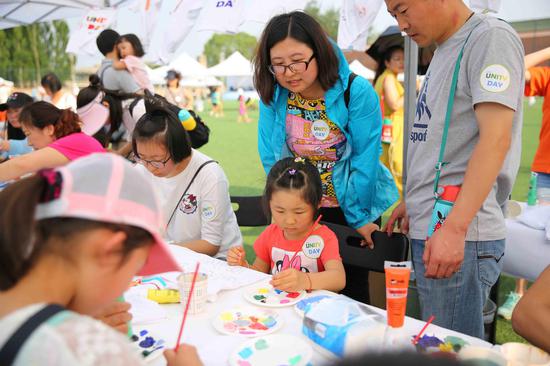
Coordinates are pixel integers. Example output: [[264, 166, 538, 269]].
[[302, 235, 324, 259], [311, 120, 330, 141]]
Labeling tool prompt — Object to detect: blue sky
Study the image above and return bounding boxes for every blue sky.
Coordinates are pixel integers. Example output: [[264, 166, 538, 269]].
[[74, 0, 550, 67]]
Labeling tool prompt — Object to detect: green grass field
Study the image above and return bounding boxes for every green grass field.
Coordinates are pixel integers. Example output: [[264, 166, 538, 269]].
[[199, 98, 544, 344]]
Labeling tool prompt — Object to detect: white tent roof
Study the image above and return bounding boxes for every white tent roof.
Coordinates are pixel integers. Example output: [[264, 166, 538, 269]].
[[180, 76, 222, 88], [0, 77, 14, 87], [207, 51, 253, 77], [147, 65, 169, 85], [0, 0, 127, 29], [349, 60, 375, 80], [168, 53, 208, 77]]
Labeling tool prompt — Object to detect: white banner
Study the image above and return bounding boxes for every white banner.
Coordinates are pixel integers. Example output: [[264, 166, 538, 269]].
[[193, 0, 245, 34], [147, 0, 203, 64], [66, 8, 117, 56], [337, 0, 384, 51], [126, 0, 163, 52]]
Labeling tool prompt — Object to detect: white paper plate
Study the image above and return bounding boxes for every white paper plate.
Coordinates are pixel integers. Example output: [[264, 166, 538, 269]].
[[212, 307, 282, 337], [229, 334, 313, 366], [243, 284, 306, 307]]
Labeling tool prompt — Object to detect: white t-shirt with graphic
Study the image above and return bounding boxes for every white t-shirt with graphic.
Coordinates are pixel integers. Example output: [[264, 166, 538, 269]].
[[137, 149, 242, 259], [0, 304, 144, 366]]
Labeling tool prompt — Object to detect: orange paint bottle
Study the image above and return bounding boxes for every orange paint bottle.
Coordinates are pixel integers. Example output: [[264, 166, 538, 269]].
[[384, 261, 412, 328]]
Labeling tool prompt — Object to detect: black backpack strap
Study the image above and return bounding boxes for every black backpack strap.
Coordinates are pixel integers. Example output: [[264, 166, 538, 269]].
[[166, 160, 217, 229], [128, 97, 142, 118], [344, 72, 358, 109], [0, 304, 65, 365]]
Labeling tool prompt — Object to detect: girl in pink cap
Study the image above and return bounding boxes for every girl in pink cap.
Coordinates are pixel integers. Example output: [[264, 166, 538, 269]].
[[0, 153, 201, 366]]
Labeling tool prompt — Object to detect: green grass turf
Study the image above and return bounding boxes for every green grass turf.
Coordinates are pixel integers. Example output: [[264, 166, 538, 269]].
[[199, 97, 544, 344]]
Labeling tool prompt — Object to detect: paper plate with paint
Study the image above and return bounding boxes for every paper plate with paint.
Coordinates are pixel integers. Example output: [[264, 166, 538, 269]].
[[294, 291, 336, 318], [131, 328, 165, 363], [243, 284, 306, 307], [229, 334, 312, 366], [212, 307, 282, 337]]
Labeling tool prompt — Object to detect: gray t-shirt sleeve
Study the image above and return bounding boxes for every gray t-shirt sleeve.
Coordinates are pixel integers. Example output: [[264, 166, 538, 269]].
[[117, 71, 140, 94], [468, 26, 524, 111]]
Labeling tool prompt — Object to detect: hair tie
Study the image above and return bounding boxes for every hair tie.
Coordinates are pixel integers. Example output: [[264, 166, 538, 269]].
[[39, 169, 63, 203], [294, 157, 305, 164], [287, 169, 297, 176]]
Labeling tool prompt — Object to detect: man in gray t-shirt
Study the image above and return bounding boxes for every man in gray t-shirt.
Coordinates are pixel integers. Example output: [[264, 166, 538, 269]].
[[384, 0, 524, 338], [95, 29, 140, 94]]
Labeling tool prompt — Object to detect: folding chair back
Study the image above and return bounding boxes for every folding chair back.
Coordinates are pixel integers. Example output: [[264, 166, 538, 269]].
[[231, 196, 270, 227], [321, 221, 409, 303]]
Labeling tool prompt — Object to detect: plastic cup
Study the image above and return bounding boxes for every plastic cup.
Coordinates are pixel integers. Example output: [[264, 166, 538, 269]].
[[458, 346, 507, 366], [177, 272, 208, 314], [501, 342, 550, 366]]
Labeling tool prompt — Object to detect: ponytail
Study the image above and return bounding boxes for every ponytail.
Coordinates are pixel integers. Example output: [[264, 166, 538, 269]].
[[54, 108, 81, 138], [0, 175, 45, 290]]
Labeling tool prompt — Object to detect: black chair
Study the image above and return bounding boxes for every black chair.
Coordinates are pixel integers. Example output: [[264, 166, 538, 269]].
[[231, 196, 270, 227], [321, 221, 409, 304]]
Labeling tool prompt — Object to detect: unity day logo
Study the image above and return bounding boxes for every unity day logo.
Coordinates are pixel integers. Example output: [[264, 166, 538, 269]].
[[410, 72, 431, 144]]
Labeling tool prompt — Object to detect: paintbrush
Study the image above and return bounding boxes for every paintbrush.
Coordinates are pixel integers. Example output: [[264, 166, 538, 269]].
[[412, 315, 435, 345], [175, 262, 200, 351]]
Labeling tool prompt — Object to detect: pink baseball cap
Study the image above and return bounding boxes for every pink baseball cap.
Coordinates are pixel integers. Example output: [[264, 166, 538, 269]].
[[34, 153, 181, 276], [77, 92, 110, 136]]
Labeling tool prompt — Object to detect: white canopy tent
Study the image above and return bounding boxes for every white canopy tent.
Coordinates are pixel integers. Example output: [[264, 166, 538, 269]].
[[0, 0, 128, 30], [207, 51, 252, 77], [180, 76, 222, 88], [349, 60, 375, 81], [169, 53, 208, 77]]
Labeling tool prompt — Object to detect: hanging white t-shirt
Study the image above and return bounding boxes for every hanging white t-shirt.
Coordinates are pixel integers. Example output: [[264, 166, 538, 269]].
[[137, 149, 242, 259]]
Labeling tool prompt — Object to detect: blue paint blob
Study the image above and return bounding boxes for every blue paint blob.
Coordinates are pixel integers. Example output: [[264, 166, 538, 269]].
[[274, 289, 283, 294], [238, 347, 253, 359], [139, 330, 148, 337], [139, 336, 155, 348]]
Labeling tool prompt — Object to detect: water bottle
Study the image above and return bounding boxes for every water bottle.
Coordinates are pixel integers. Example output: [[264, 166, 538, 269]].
[[381, 118, 393, 144], [527, 172, 538, 206], [427, 185, 461, 238]]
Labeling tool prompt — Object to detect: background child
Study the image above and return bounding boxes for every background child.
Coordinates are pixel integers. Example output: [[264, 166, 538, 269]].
[[227, 157, 346, 293], [113, 33, 154, 93], [237, 88, 250, 123], [208, 86, 223, 117], [0, 153, 200, 366]]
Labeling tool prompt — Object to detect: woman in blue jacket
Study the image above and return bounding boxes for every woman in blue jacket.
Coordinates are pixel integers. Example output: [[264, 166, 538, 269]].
[[254, 11, 398, 248]]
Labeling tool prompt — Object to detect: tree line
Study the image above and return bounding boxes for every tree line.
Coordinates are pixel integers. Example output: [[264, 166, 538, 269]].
[[0, 21, 73, 87]]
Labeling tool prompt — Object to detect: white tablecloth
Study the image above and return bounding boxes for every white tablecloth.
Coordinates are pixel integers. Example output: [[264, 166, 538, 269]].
[[504, 218, 550, 281], [132, 247, 492, 366]]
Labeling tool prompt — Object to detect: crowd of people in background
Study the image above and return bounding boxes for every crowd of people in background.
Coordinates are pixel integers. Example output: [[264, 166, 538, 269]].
[[1, 1, 550, 365]]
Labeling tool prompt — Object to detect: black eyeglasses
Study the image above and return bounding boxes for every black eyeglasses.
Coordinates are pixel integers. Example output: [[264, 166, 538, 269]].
[[268, 54, 315, 75], [134, 155, 171, 169]]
